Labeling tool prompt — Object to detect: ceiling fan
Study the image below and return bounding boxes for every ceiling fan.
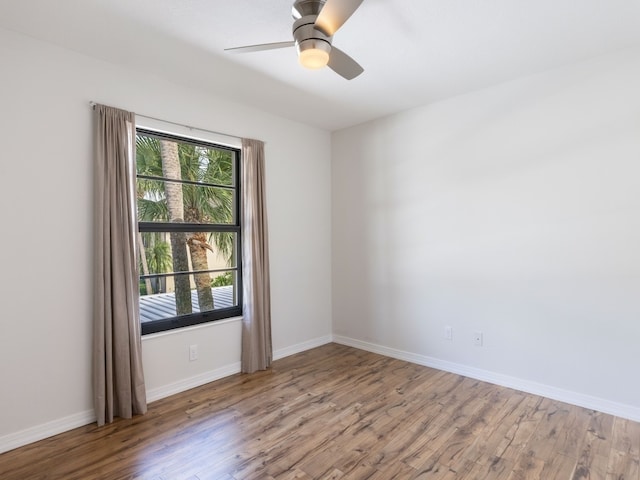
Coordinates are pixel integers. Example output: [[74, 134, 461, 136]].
[[225, 0, 365, 80]]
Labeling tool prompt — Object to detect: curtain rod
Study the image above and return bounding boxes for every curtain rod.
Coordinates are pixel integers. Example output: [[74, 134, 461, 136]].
[[89, 101, 242, 143]]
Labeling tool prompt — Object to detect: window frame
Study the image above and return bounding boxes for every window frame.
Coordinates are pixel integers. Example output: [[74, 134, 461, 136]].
[[136, 128, 242, 335]]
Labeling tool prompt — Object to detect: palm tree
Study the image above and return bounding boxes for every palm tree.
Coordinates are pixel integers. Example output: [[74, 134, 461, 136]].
[[136, 136, 192, 314], [136, 133, 235, 315], [144, 236, 172, 293], [159, 140, 193, 314], [137, 233, 153, 295], [178, 143, 234, 310]]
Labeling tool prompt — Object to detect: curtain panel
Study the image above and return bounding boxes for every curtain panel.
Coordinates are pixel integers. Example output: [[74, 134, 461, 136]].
[[241, 138, 272, 373], [93, 104, 147, 426]]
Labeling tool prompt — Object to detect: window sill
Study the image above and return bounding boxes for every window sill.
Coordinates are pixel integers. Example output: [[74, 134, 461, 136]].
[[141, 315, 243, 341]]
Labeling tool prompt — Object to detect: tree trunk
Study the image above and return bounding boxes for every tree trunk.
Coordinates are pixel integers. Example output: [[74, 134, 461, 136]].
[[160, 140, 192, 316], [187, 233, 214, 311]]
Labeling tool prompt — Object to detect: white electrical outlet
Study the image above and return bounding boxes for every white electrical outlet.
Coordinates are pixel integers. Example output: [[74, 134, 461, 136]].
[[473, 332, 483, 346], [444, 326, 453, 341], [189, 344, 198, 361]]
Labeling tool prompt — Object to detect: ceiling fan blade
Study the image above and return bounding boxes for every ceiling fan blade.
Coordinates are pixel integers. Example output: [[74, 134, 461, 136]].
[[315, 0, 365, 36], [225, 41, 295, 54], [327, 46, 364, 80]]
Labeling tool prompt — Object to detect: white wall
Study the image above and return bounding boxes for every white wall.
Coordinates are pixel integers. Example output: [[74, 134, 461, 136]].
[[332, 47, 640, 420], [0, 27, 332, 451]]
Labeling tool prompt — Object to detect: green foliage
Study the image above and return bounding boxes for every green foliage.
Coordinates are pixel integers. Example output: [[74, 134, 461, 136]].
[[211, 271, 233, 287], [138, 234, 173, 295], [147, 240, 172, 274], [136, 136, 166, 223]]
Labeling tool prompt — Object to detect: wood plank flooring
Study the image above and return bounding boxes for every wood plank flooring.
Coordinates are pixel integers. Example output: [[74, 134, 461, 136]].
[[1, 343, 639, 479]]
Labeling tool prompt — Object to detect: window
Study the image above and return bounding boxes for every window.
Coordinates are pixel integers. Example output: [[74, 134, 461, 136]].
[[136, 128, 242, 335]]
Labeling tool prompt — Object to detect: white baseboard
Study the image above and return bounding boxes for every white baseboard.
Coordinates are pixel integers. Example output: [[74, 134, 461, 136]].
[[273, 334, 333, 361], [146, 362, 243, 403], [0, 409, 96, 455], [333, 335, 640, 423]]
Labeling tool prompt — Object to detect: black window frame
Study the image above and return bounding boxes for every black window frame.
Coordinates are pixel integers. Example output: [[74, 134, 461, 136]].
[[136, 128, 242, 335]]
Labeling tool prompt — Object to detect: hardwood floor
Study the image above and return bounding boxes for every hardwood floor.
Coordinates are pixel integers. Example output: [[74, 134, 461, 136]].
[[1, 343, 639, 479]]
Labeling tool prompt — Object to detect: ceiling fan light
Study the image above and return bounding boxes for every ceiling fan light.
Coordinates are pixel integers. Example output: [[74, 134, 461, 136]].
[[297, 38, 331, 70], [299, 48, 330, 69]]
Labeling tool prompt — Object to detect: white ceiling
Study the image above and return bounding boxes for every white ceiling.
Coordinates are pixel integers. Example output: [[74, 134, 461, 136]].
[[2, 0, 640, 131]]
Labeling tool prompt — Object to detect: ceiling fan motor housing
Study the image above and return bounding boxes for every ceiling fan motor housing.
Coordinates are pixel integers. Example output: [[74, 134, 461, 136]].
[[293, 15, 332, 59]]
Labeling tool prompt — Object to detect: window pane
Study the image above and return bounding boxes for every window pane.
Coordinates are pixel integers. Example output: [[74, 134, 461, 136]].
[[137, 179, 235, 224], [136, 134, 236, 187], [139, 231, 238, 278], [139, 231, 239, 322], [139, 271, 239, 324], [136, 128, 241, 334]]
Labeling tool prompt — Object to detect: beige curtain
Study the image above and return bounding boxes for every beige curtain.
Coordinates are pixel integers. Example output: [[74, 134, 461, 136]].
[[241, 138, 272, 373], [93, 104, 147, 426]]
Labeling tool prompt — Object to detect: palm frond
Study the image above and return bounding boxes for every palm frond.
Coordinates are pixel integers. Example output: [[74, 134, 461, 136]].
[[138, 198, 168, 222], [136, 135, 163, 176]]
